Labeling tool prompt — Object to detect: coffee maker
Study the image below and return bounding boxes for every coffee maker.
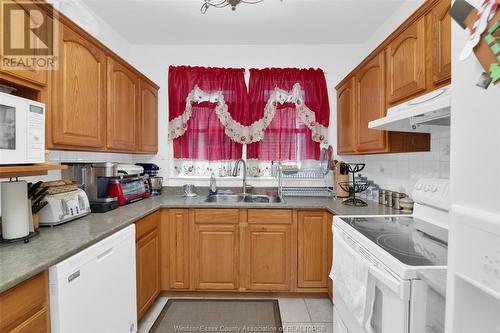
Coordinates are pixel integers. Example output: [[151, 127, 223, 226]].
[[63, 163, 119, 213]]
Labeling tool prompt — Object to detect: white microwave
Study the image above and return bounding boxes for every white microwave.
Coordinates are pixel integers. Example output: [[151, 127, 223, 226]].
[[0, 92, 45, 164]]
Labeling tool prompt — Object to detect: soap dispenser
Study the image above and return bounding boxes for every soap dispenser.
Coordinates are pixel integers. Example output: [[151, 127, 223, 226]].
[[209, 173, 217, 195]]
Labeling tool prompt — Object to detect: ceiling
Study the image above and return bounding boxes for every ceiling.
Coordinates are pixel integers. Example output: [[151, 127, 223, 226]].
[[82, 0, 408, 45]]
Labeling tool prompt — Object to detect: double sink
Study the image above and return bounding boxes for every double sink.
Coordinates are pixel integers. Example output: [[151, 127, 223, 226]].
[[204, 193, 284, 204]]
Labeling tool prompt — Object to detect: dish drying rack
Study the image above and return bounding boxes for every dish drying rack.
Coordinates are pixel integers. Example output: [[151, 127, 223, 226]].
[[278, 165, 335, 198]]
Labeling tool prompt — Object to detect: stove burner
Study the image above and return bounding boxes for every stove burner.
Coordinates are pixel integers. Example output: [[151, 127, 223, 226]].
[[376, 233, 427, 259]]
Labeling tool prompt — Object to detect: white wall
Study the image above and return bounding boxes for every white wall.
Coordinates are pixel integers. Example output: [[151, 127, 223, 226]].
[[128, 43, 365, 186]]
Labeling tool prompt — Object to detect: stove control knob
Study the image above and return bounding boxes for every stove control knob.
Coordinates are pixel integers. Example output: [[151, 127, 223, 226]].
[[424, 185, 431, 192], [416, 183, 423, 190], [431, 186, 438, 193]]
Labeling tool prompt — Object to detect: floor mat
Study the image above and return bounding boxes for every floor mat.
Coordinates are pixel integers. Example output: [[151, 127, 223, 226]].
[[149, 299, 282, 333]]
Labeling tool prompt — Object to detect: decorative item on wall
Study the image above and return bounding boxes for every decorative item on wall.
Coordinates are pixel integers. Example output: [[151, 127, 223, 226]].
[[200, 0, 264, 13], [485, 22, 500, 82], [451, 0, 500, 88]]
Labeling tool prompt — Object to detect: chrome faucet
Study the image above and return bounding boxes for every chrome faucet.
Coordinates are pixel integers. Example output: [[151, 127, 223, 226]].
[[232, 159, 247, 194]]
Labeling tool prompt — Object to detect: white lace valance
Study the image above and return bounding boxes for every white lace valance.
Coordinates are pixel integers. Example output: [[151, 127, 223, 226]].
[[168, 83, 328, 144]]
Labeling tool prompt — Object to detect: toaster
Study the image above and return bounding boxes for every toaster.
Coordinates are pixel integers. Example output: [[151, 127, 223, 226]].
[[107, 177, 150, 206], [39, 188, 91, 226]]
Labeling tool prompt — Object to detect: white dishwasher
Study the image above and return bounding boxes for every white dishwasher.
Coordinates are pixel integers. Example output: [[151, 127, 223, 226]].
[[49, 224, 137, 333]]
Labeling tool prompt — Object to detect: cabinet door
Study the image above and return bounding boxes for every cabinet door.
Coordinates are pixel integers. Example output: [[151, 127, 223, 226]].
[[138, 79, 158, 153], [0, 271, 49, 333], [107, 57, 138, 151], [430, 0, 451, 86], [337, 77, 357, 154], [246, 224, 292, 291], [136, 215, 160, 320], [297, 211, 329, 288], [168, 209, 190, 289], [356, 52, 387, 153], [51, 24, 106, 148], [386, 17, 426, 104], [193, 223, 239, 290]]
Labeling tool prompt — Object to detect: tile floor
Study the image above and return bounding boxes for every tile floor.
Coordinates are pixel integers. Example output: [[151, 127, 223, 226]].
[[138, 296, 334, 333]]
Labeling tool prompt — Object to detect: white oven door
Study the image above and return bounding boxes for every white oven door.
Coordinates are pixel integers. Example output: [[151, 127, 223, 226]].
[[410, 280, 445, 333], [333, 228, 411, 333]]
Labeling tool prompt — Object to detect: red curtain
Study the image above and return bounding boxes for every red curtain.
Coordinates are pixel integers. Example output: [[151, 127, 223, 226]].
[[246, 68, 330, 161], [169, 66, 248, 160]]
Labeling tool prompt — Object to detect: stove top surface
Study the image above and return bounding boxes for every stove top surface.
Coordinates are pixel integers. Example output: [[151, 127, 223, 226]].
[[341, 216, 448, 266]]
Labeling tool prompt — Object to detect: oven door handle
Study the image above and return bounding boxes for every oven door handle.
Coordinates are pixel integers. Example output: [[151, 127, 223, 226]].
[[369, 265, 407, 299]]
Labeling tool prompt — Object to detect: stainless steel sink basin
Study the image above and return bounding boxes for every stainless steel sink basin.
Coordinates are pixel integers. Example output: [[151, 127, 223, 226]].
[[204, 194, 283, 204], [204, 194, 245, 203], [243, 195, 284, 204]]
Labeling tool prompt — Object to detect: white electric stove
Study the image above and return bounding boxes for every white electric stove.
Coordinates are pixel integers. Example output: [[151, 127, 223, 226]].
[[332, 178, 450, 333]]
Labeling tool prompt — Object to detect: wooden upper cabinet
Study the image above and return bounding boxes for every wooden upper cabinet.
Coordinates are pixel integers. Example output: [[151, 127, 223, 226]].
[[51, 24, 106, 149], [138, 79, 158, 153], [386, 16, 426, 105], [297, 211, 329, 289], [336, 77, 357, 154], [135, 212, 160, 320], [106, 57, 138, 151], [356, 52, 386, 153], [430, 0, 451, 86]]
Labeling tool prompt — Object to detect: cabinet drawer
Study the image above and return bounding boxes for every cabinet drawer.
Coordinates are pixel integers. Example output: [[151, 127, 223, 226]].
[[0, 272, 47, 332], [136, 211, 160, 240], [193, 209, 240, 224], [248, 209, 292, 224], [9, 308, 49, 333]]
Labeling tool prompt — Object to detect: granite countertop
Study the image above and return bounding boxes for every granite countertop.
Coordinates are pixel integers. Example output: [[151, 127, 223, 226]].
[[0, 190, 402, 293], [417, 269, 447, 297]]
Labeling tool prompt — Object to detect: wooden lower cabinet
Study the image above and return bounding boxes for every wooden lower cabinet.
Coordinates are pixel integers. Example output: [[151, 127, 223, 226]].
[[193, 224, 239, 290], [0, 271, 50, 333], [245, 210, 294, 291], [297, 210, 330, 289], [160, 208, 332, 294], [192, 211, 240, 290], [135, 211, 160, 320], [164, 209, 190, 290], [246, 225, 292, 291]]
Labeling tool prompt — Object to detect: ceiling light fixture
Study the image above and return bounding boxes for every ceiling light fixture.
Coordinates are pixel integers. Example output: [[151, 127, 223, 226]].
[[200, 0, 264, 14]]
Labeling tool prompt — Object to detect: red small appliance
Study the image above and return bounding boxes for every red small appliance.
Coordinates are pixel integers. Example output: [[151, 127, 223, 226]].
[[107, 177, 150, 206]]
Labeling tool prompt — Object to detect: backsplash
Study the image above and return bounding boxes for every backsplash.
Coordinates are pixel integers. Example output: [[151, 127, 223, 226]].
[[339, 127, 450, 194]]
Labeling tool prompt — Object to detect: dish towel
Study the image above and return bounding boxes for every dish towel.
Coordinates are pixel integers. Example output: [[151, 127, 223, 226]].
[[333, 226, 376, 331]]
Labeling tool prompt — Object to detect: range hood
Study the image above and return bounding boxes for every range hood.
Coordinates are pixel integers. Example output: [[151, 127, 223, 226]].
[[369, 85, 451, 133]]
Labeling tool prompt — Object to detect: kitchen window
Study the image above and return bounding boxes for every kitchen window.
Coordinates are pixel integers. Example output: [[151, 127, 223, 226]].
[[168, 66, 330, 177]]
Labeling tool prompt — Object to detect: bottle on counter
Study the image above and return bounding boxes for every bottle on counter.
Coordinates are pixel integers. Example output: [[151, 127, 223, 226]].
[[209, 173, 217, 195], [368, 183, 379, 202]]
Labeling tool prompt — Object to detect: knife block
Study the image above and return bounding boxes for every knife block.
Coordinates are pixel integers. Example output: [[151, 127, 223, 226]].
[[32, 213, 40, 230]]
